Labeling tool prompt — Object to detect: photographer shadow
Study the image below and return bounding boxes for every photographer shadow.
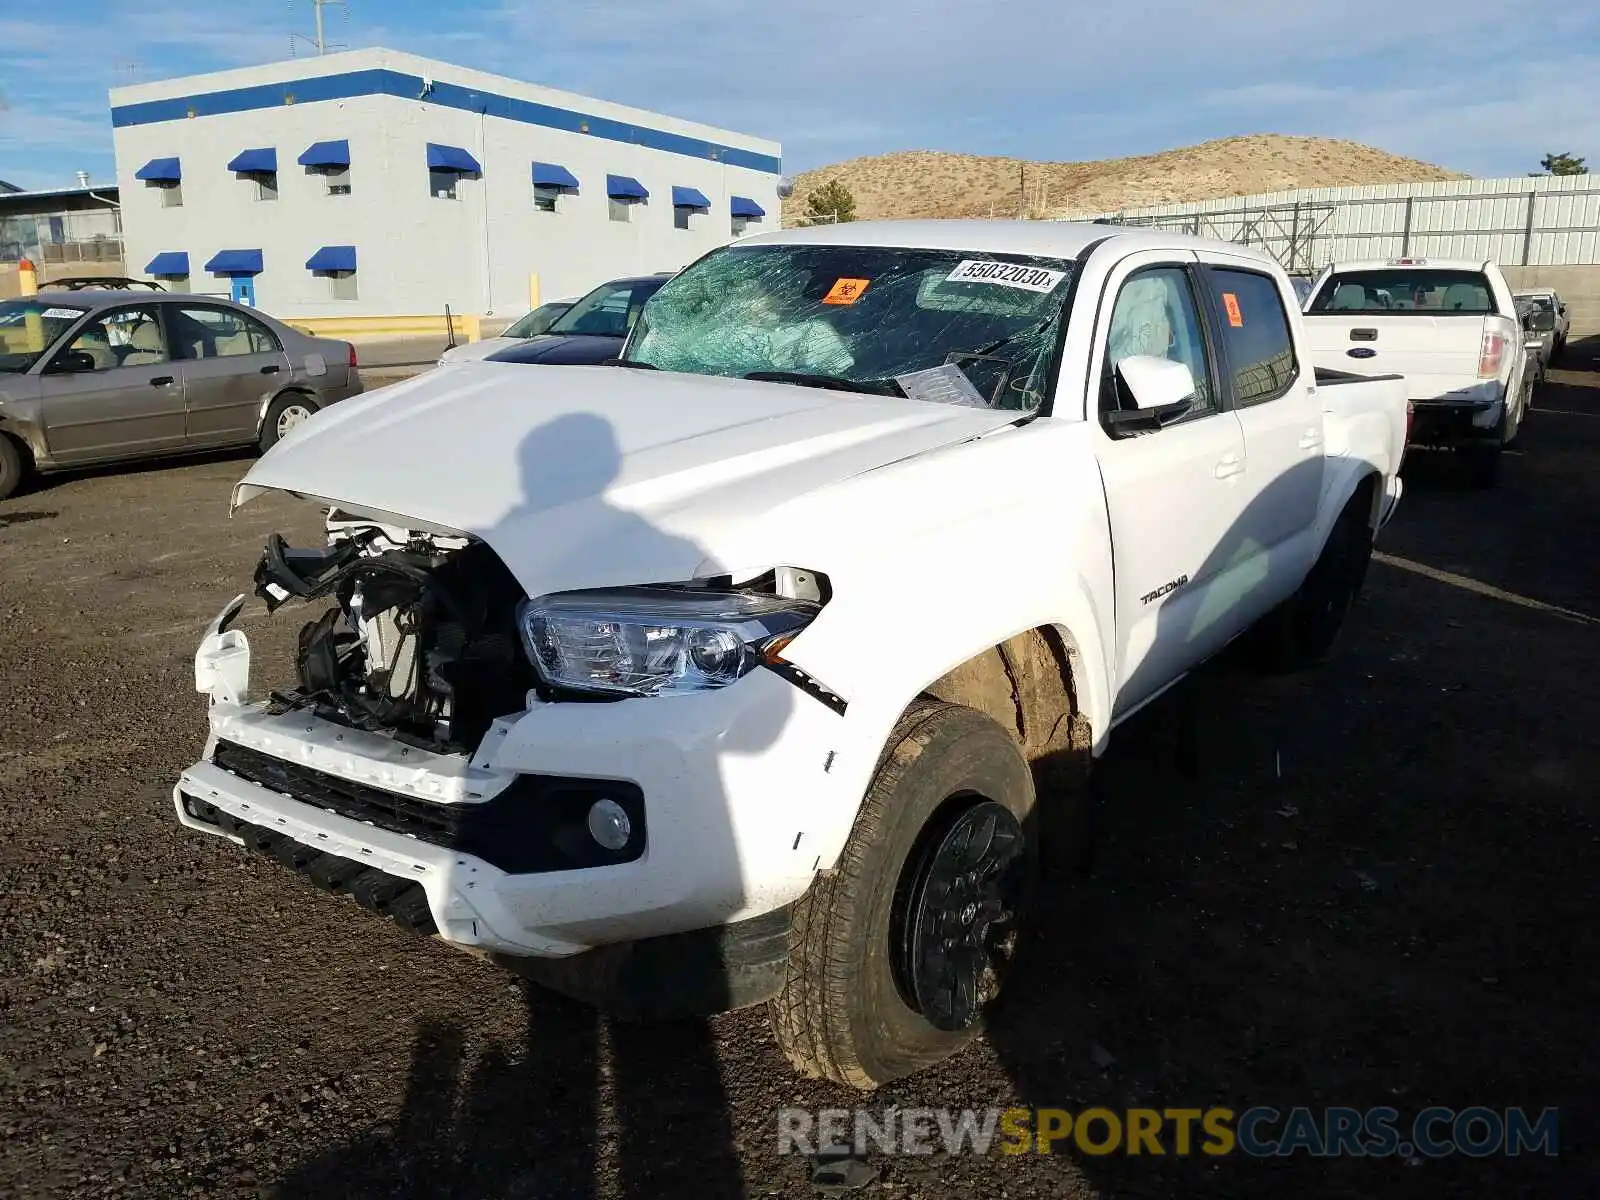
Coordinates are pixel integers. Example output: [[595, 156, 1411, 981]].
[[272, 410, 795, 1200]]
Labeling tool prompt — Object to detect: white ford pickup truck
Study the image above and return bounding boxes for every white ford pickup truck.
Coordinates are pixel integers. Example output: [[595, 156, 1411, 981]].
[[1303, 257, 1530, 487], [175, 221, 1407, 1089]]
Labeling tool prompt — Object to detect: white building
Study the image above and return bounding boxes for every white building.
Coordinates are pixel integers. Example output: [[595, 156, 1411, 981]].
[[109, 48, 782, 319]]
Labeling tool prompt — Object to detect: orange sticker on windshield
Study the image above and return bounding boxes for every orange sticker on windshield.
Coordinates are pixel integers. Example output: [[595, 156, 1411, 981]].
[[1222, 292, 1243, 327], [823, 277, 870, 306]]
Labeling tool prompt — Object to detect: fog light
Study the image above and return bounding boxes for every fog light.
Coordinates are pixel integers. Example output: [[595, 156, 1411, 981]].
[[586, 798, 632, 851]]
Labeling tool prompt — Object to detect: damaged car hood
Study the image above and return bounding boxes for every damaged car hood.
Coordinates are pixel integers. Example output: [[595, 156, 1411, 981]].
[[234, 363, 1020, 596]]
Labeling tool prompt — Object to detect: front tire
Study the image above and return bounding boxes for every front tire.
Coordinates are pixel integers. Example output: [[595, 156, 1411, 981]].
[[769, 701, 1037, 1090]]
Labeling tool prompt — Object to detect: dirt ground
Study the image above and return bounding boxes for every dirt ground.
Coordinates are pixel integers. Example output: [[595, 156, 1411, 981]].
[[2, 344, 1597, 1200]]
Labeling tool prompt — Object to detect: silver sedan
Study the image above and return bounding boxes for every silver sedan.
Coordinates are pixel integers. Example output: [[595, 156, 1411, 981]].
[[0, 291, 363, 500]]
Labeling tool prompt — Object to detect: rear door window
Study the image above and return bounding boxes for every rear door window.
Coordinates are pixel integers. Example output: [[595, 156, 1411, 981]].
[[1310, 269, 1496, 315], [169, 306, 282, 359], [1201, 268, 1299, 407]]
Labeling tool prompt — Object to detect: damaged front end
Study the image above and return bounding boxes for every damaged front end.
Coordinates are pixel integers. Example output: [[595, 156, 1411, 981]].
[[250, 522, 537, 754]]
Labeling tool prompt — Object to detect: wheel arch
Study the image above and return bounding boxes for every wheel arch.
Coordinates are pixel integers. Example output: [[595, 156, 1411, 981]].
[[0, 415, 46, 471], [256, 386, 320, 437], [807, 609, 1109, 879], [1315, 459, 1382, 558]]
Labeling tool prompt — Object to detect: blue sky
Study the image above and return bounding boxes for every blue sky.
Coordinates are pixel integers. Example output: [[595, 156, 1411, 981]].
[[2, 1, 1597, 192]]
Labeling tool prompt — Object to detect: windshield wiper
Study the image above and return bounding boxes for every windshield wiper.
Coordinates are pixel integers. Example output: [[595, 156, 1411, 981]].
[[950, 316, 1055, 363], [612, 359, 657, 369], [744, 370, 903, 397]]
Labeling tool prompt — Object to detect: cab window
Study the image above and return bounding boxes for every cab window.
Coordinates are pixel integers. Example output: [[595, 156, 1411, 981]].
[[1101, 266, 1214, 419]]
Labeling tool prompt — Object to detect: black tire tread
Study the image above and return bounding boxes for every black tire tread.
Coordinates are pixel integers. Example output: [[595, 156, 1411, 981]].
[[0, 433, 27, 501], [769, 700, 1025, 1090]]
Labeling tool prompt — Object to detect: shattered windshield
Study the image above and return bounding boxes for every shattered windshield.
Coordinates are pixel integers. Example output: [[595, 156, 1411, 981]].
[[0, 300, 89, 373], [622, 245, 1076, 411]]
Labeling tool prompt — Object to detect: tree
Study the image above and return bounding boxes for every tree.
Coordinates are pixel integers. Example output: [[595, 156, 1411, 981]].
[[803, 180, 857, 224], [1533, 152, 1588, 176]]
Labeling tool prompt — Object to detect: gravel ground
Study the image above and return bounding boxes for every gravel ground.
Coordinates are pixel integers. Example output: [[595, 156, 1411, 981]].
[[2, 346, 1598, 1199]]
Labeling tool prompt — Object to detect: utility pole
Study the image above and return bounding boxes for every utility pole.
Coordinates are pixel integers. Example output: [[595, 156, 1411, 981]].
[[1017, 162, 1026, 219], [289, 0, 348, 56]]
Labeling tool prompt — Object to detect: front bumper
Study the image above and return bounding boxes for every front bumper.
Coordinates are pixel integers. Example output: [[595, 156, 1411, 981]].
[[177, 604, 845, 961]]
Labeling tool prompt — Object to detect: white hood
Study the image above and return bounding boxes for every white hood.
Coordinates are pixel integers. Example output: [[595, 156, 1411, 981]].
[[234, 363, 1019, 597]]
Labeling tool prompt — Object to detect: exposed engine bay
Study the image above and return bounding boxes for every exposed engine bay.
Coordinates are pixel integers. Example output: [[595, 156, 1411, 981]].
[[253, 520, 535, 752]]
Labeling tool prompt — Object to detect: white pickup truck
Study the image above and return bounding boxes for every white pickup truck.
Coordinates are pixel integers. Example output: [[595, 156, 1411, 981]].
[[1303, 257, 1531, 487], [176, 221, 1407, 1089]]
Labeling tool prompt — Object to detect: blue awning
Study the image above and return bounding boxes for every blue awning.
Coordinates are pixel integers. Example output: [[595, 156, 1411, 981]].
[[305, 245, 357, 273], [532, 162, 580, 189], [730, 196, 766, 219], [297, 139, 350, 168], [227, 147, 277, 174], [607, 174, 649, 200], [145, 251, 189, 277], [205, 249, 263, 276], [427, 143, 481, 173], [135, 157, 181, 182], [671, 186, 711, 210]]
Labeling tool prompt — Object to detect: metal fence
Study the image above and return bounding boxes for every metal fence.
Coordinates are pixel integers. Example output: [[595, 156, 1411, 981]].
[[1071, 176, 1600, 273], [1, 206, 124, 267]]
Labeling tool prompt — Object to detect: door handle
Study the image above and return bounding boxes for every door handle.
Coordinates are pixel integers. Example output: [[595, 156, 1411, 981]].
[[260, 365, 281, 375], [150, 376, 175, 387], [1214, 451, 1244, 480]]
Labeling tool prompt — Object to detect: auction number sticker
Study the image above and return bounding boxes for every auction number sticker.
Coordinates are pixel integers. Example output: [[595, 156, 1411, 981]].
[[823, 278, 871, 305], [42, 308, 86, 319], [945, 260, 1067, 293], [1222, 292, 1244, 327]]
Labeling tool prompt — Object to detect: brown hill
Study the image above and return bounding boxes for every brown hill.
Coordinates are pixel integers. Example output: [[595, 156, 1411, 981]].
[[785, 135, 1464, 224]]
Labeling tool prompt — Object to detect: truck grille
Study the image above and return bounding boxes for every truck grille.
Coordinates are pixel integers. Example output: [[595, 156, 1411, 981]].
[[209, 740, 646, 874]]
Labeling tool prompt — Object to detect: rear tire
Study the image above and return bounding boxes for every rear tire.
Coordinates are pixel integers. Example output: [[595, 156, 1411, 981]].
[[769, 701, 1037, 1090], [259, 393, 319, 454], [1251, 487, 1375, 673], [0, 434, 28, 501]]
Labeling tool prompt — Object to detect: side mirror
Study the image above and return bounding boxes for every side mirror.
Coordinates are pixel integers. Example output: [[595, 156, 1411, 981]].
[[1105, 357, 1199, 433], [46, 350, 99, 375]]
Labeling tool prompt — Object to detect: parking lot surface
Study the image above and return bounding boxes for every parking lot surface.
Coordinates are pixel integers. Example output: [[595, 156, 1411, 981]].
[[2, 346, 1597, 1199]]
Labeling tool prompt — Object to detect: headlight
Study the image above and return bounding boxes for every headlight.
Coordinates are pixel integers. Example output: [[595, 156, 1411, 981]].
[[518, 587, 818, 697]]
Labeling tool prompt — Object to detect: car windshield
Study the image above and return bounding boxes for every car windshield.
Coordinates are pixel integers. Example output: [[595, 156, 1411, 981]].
[[1311, 269, 1497, 315], [504, 301, 572, 339], [622, 244, 1076, 411], [0, 299, 90, 373], [548, 278, 666, 337]]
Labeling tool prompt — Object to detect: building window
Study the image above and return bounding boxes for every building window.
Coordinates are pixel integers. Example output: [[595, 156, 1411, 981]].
[[161, 183, 183, 208], [534, 184, 563, 213], [324, 167, 352, 196], [254, 173, 278, 202], [674, 207, 694, 231], [328, 270, 358, 301], [609, 198, 632, 223], [732, 216, 750, 236], [163, 274, 191, 294], [431, 170, 460, 200]]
